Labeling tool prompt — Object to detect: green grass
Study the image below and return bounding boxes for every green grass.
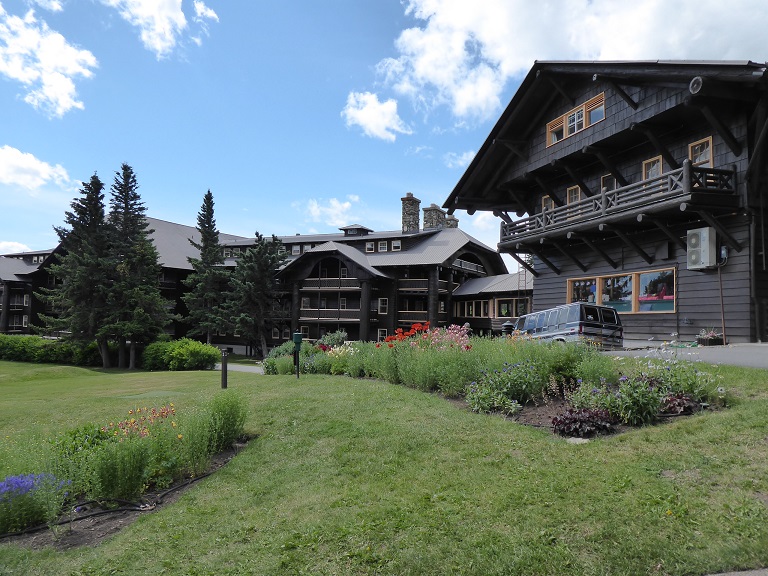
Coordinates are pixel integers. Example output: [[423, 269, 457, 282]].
[[1, 359, 768, 575]]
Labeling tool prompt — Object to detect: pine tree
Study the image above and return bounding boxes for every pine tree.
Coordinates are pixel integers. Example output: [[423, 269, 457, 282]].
[[105, 163, 172, 368], [182, 190, 231, 344], [38, 174, 114, 367], [227, 232, 285, 357]]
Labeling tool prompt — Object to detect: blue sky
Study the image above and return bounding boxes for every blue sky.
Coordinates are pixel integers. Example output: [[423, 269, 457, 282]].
[[1, 1, 767, 270]]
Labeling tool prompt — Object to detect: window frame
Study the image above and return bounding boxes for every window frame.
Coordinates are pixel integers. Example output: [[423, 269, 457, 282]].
[[642, 156, 663, 180], [291, 245, 301, 256], [567, 267, 676, 314], [365, 241, 375, 253], [546, 93, 605, 147], [378, 297, 388, 315], [601, 174, 617, 192], [391, 239, 402, 252], [378, 240, 388, 252], [689, 136, 713, 167]]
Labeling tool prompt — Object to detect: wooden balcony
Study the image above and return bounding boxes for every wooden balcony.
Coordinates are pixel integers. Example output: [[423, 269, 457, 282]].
[[301, 278, 361, 290], [500, 162, 737, 246], [397, 279, 449, 293], [299, 308, 362, 321]]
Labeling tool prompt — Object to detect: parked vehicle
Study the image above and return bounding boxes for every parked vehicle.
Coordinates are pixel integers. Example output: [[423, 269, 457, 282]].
[[512, 303, 623, 349]]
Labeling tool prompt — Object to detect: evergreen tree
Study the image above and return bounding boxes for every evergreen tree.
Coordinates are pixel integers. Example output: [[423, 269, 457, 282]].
[[38, 174, 114, 367], [182, 190, 231, 344], [227, 233, 285, 358], [105, 163, 172, 368]]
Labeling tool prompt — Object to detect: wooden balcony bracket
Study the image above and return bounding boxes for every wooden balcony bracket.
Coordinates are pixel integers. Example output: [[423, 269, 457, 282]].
[[508, 251, 539, 277], [636, 214, 687, 249], [560, 161, 594, 197], [630, 123, 680, 169], [534, 176, 564, 207], [599, 223, 654, 264], [696, 210, 744, 253], [498, 181, 535, 215], [542, 238, 588, 272], [492, 209, 513, 224], [594, 74, 638, 109], [517, 243, 560, 275], [538, 70, 574, 106], [497, 139, 529, 161], [684, 97, 743, 156], [582, 145, 629, 187], [567, 231, 618, 269]]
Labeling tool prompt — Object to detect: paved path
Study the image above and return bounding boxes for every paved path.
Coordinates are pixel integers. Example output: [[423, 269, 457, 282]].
[[610, 342, 768, 370], [215, 363, 264, 374]]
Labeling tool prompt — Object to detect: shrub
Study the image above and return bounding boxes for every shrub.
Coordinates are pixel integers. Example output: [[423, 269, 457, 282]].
[[207, 392, 247, 453], [141, 339, 219, 371], [90, 437, 151, 502], [469, 361, 547, 406], [466, 381, 522, 416], [552, 408, 616, 437], [317, 330, 347, 348], [660, 391, 700, 415], [614, 376, 665, 426], [0, 473, 71, 533]]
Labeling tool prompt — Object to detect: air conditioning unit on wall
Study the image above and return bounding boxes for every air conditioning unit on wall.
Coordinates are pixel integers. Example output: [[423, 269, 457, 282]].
[[687, 227, 717, 270]]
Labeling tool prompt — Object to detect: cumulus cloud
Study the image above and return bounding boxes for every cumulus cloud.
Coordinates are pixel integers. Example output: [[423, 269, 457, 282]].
[[377, 0, 768, 124], [443, 150, 475, 169], [0, 145, 71, 193], [30, 1, 63, 12], [193, 1, 218, 22], [303, 197, 358, 228], [342, 91, 413, 142], [100, 0, 188, 59], [0, 7, 97, 117], [0, 241, 32, 254]]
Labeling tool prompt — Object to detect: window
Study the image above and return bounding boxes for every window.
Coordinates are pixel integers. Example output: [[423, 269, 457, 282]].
[[392, 240, 401, 251], [300, 326, 309, 337], [689, 137, 712, 167], [233, 247, 241, 256], [301, 296, 310, 309], [23, 294, 30, 307], [546, 93, 605, 146], [340, 267, 348, 278], [365, 241, 374, 253], [377, 329, 388, 341], [303, 244, 312, 253], [568, 268, 675, 313], [223, 248, 231, 258], [283, 327, 291, 339], [378, 298, 388, 314], [601, 174, 617, 192], [378, 241, 388, 252], [542, 195, 555, 212], [643, 156, 663, 180], [339, 298, 347, 310], [22, 315, 28, 328], [291, 245, 301, 255], [319, 298, 327, 309], [272, 328, 280, 339], [567, 186, 581, 205]]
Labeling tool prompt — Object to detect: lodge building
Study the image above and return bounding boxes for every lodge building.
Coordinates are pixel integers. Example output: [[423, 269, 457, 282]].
[[444, 60, 768, 344]]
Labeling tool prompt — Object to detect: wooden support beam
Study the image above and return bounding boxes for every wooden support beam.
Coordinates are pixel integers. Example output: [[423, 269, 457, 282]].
[[696, 210, 744, 252], [689, 76, 759, 102], [630, 122, 680, 170], [493, 210, 513, 224], [538, 70, 574, 105], [543, 238, 588, 272], [599, 223, 653, 264], [582, 146, 629, 187], [518, 243, 560, 275], [534, 176, 563, 207], [509, 252, 539, 277], [636, 214, 687, 249], [496, 139, 528, 161], [594, 74, 638, 109], [747, 114, 768, 181], [685, 97, 743, 156], [561, 163, 593, 197], [567, 231, 618, 269]]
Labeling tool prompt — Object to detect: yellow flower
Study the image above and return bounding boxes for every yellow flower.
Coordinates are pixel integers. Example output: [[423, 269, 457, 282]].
[[177, 434, 183, 440], [171, 421, 177, 428]]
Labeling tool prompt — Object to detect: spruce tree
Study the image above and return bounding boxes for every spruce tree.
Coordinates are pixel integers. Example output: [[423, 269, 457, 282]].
[[227, 233, 285, 357], [105, 163, 172, 368], [38, 174, 114, 367], [182, 190, 230, 344]]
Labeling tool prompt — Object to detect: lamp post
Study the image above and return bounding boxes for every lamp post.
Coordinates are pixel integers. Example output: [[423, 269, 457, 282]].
[[292, 332, 303, 379], [221, 348, 228, 389]]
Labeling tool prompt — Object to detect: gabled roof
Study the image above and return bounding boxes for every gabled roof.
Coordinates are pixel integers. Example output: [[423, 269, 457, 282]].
[[443, 59, 768, 215], [146, 217, 247, 270], [287, 241, 389, 278], [0, 256, 38, 282], [452, 271, 533, 297]]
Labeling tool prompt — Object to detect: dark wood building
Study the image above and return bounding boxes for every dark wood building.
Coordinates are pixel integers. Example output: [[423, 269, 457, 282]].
[[444, 60, 768, 344]]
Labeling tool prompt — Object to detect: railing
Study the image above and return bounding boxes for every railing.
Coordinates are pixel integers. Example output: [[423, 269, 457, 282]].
[[301, 278, 361, 290], [500, 162, 736, 243], [299, 308, 361, 320], [398, 279, 449, 292], [453, 259, 486, 274], [397, 311, 449, 325]]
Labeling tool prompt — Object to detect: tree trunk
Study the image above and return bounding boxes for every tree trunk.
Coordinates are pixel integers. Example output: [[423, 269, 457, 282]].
[[98, 338, 111, 369], [129, 342, 136, 370], [206, 331, 212, 345], [260, 333, 269, 360]]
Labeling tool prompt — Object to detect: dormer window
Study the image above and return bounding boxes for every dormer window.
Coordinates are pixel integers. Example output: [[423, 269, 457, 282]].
[[547, 93, 605, 146]]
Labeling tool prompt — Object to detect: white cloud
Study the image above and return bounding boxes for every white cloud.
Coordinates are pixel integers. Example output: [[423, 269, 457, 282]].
[[342, 91, 413, 142], [443, 150, 475, 169], [100, 0, 187, 59], [0, 7, 97, 116], [378, 0, 768, 124], [0, 145, 71, 193], [193, 1, 218, 22], [30, 1, 63, 12], [305, 197, 357, 228], [0, 241, 32, 254]]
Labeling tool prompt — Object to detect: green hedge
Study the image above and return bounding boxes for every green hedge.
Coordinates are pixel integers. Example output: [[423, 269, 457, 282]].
[[141, 338, 220, 371], [0, 335, 103, 366]]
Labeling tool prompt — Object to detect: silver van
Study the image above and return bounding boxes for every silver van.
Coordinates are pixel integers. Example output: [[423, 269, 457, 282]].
[[513, 303, 624, 350]]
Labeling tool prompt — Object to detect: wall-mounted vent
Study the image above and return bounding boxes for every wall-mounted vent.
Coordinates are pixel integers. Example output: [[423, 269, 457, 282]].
[[687, 227, 716, 269]]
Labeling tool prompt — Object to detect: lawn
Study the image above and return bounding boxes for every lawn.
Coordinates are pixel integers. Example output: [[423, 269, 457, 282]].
[[1, 359, 768, 575]]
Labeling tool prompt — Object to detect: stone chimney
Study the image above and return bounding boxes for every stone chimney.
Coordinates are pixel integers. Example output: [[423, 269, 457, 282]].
[[401, 192, 421, 234], [423, 203, 447, 230], [445, 214, 459, 228]]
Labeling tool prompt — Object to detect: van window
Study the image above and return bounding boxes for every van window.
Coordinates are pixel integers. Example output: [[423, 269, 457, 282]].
[[535, 313, 547, 332], [557, 307, 569, 328], [523, 315, 536, 332], [583, 305, 600, 322], [601, 307, 619, 324], [567, 304, 580, 323], [547, 309, 558, 329]]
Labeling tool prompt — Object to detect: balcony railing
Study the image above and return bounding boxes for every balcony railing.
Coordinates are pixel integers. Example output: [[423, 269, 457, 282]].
[[299, 308, 361, 321], [301, 278, 361, 290], [397, 279, 449, 292], [453, 259, 486, 274], [500, 162, 736, 244]]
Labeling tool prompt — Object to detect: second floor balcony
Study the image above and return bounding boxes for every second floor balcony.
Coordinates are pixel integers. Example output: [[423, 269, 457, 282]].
[[301, 278, 362, 290], [500, 162, 737, 247]]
